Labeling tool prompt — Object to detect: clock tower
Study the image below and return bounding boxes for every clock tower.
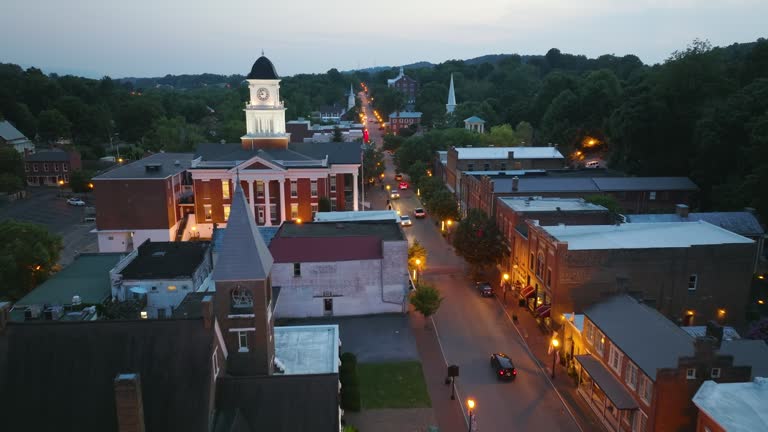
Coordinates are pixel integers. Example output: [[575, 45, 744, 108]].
[[241, 55, 290, 150]]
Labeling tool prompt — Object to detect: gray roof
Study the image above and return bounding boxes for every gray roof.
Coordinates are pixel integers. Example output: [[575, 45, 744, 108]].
[[493, 177, 600, 193], [94, 152, 193, 180], [194, 142, 361, 167], [0, 120, 27, 141], [276, 220, 404, 241], [24, 150, 71, 162], [719, 339, 768, 380], [584, 295, 695, 379], [575, 355, 638, 409], [464, 116, 485, 123], [288, 141, 362, 164], [212, 225, 278, 253], [626, 212, 764, 237], [212, 185, 273, 281], [592, 177, 698, 191], [389, 112, 422, 119]]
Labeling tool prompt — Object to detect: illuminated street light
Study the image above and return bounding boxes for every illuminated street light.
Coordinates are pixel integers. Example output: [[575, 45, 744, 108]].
[[551, 338, 560, 378], [466, 399, 476, 432]]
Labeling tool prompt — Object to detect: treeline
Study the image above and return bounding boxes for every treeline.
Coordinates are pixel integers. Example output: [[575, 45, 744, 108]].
[[362, 38, 768, 218]]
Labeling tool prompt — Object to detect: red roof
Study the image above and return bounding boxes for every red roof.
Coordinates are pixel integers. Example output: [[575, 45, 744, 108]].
[[268, 236, 382, 263]]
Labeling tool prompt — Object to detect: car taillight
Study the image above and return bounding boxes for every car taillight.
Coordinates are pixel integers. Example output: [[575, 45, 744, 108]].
[[499, 370, 504, 375], [513, 369, 517, 375]]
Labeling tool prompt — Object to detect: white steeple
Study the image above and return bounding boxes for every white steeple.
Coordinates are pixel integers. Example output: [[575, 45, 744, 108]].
[[446, 74, 457, 114], [347, 83, 355, 110]]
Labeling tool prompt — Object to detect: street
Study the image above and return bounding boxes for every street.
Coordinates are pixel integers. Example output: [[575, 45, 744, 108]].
[[359, 90, 582, 431]]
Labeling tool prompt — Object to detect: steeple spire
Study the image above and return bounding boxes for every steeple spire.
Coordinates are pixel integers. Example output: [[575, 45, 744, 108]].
[[347, 83, 355, 110], [446, 73, 457, 114]]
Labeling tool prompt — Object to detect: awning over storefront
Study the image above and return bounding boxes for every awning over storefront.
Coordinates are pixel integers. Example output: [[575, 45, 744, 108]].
[[535, 304, 551, 318], [575, 355, 638, 410], [520, 285, 535, 298]]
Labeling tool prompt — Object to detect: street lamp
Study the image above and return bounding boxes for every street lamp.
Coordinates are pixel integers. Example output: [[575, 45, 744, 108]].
[[466, 398, 476, 432], [414, 258, 421, 283], [551, 338, 560, 379], [502, 273, 510, 304]]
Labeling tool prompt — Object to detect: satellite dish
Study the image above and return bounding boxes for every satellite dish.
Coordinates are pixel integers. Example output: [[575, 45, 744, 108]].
[[129, 287, 148, 294]]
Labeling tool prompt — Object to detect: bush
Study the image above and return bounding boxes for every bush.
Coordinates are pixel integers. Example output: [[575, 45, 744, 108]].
[[340, 352, 361, 412], [343, 426, 359, 432]]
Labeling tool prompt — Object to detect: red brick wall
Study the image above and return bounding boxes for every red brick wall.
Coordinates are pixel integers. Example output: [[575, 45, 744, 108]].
[[95, 179, 174, 230], [696, 411, 725, 432]]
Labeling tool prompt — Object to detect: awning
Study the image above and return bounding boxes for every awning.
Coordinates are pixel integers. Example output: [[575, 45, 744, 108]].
[[575, 355, 638, 410], [536, 305, 551, 318], [520, 285, 535, 298]]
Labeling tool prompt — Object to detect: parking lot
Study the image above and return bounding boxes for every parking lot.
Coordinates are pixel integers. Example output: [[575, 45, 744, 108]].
[[0, 187, 98, 265]]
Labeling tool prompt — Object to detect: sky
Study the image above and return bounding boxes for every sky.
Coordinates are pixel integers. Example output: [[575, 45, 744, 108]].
[[1, 0, 766, 78]]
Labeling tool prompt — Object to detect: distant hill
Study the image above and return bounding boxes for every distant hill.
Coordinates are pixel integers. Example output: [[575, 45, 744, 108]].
[[345, 53, 542, 73]]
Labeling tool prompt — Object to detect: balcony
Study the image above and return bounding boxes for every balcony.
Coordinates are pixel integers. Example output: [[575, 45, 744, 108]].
[[245, 101, 284, 110]]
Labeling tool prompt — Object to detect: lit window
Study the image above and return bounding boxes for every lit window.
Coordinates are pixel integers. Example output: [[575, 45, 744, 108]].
[[256, 181, 264, 198], [167, 285, 177, 292], [688, 274, 698, 291], [291, 203, 299, 219], [222, 180, 230, 199], [686, 368, 697, 380], [710, 368, 721, 378], [595, 331, 605, 355], [294, 263, 301, 277], [238, 331, 249, 352], [203, 204, 212, 221], [223, 204, 231, 221]]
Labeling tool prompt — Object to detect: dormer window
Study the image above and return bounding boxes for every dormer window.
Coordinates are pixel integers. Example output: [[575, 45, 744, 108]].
[[232, 285, 253, 308]]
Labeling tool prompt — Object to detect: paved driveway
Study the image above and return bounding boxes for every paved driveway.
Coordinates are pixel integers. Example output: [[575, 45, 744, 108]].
[[277, 314, 419, 363]]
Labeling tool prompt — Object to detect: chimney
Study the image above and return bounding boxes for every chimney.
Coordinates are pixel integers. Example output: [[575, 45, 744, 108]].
[[675, 204, 690, 218], [694, 336, 718, 358], [512, 176, 519, 191], [0, 301, 10, 334], [201, 295, 213, 329], [114, 373, 146, 432], [705, 320, 724, 349]]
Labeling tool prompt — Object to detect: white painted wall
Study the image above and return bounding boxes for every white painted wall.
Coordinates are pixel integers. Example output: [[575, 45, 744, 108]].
[[97, 227, 177, 253], [273, 240, 409, 318]]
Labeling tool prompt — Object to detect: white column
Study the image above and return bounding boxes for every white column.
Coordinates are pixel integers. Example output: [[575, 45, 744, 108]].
[[264, 180, 272, 226], [352, 172, 359, 211], [278, 178, 286, 223], [248, 180, 255, 218]]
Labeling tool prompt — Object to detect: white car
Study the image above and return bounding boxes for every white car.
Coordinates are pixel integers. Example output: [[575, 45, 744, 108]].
[[67, 198, 86, 206], [390, 191, 400, 200], [400, 215, 412, 227]]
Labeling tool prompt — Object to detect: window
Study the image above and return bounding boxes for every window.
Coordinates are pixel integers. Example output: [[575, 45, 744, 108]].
[[291, 180, 298, 197], [291, 203, 299, 219], [311, 204, 318, 218], [33, 164, 38, 172], [151, 286, 157, 292], [688, 274, 698, 291], [633, 411, 647, 432], [222, 180, 230, 199], [536, 253, 544, 278], [595, 331, 605, 355], [585, 321, 595, 343], [62, 163, 68, 172], [311, 180, 318, 197], [203, 204, 212, 221], [649, 191, 656, 201], [609, 345, 623, 374], [483, 163, 490, 171], [24, 163, 29, 172], [467, 164, 474, 171], [500, 163, 506, 171], [270, 205, 277, 222], [256, 181, 264, 198], [625, 362, 638, 390], [711, 368, 721, 378], [639, 376, 653, 405], [63, 174, 68, 183], [546, 268, 552, 287], [529, 252, 535, 270], [231, 285, 253, 308], [686, 368, 697, 380], [182, 285, 189, 290], [238, 331, 249, 352], [622, 410, 633, 425], [293, 263, 301, 277], [53, 163, 59, 172], [43, 163, 48, 171], [330, 181, 336, 194], [223, 204, 231, 221], [167, 285, 177, 292]]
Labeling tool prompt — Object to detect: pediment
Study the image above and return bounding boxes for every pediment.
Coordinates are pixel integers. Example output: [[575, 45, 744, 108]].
[[230, 155, 283, 173]]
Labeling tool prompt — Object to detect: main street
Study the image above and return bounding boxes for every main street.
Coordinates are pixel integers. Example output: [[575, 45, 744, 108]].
[[358, 89, 581, 431]]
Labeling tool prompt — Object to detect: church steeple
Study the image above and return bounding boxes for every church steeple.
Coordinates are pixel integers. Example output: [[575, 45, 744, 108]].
[[347, 83, 355, 110], [446, 73, 457, 114]]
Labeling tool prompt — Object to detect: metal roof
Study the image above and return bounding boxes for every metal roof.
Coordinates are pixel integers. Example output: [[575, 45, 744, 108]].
[[499, 197, 607, 213], [493, 177, 600, 193], [455, 146, 564, 160], [24, 150, 71, 162], [464, 116, 486, 123], [389, 111, 422, 119], [719, 339, 768, 380], [584, 295, 695, 379], [0, 120, 27, 141], [543, 221, 754, 250], [626, 212, 764, 237], [592, 176, 698, 191], [93, 152, 193, 180], [276, 220, 404, 241], [693, 379, 768, 432], [246, 55, 279, 80], [575, 355, 639, 409]]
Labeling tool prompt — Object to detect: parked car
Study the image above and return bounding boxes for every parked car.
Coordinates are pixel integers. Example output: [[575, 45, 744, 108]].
[[476, 282, 493, 297], [400, 215, 412, 227], [67, 198, 86, 206], [395, 173, 403, 181], [390, 191, 400, 200], [586, 160, 600, 168], [490, 353, 517, 381], [413, 208, 426, 218], [399, 182, 408, 190]]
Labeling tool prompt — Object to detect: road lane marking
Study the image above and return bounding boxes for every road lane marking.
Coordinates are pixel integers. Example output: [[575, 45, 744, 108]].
[[430, 315, 469, 429]]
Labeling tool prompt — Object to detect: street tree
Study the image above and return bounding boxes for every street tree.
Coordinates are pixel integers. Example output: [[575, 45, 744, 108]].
[[69, 170, 94, 193], [0, 220, 62, 300], [408, 240, 427, 272], [452, 209, 506, 276], [318, 197, 332, 212], [410, 283, 443, 327], [362, 146, 385, 182], [426, 189, 459, 223]]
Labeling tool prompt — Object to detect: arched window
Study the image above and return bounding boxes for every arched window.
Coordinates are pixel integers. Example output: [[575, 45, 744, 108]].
[[231, 285, 253, 308]]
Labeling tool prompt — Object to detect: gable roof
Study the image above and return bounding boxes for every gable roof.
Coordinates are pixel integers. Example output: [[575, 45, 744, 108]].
[[213, 185, 273, 281], [286, 141, 362, 164], [24, 149, 71, 162], [626, 212, 764, 237], [194, 142, 361, 167], [0, 319, 215, 432], [718, 339, 768, 380], [584, 295, 695, 379], [0, 120, 27, 141]]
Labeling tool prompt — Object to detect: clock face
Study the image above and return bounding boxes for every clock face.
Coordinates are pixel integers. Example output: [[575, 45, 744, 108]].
[[256, 87, 270, 101]]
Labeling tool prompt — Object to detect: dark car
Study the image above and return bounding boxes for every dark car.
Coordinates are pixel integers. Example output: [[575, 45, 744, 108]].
[[413, 208, 426, 218], [476, 282, 493, 297], [490, 353, 517, 380], [395, 173, 403, 181]]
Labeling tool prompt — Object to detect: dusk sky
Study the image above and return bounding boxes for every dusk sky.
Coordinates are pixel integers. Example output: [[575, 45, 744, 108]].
[[1, 0, 766, 78]]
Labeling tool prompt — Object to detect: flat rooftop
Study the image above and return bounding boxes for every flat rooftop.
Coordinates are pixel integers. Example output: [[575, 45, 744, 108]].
[[500, 197, 607, 213], [543, 221, 754, 250], [278, 220, 404, 241], [275, 325, 340, 374], [485, 176, 698, 193], [455, 146, 564, 160], [120, 241, 210, 280], [94, 152, 193, 180], [693, 378, 768, 432], [314, 210, 399, 222]]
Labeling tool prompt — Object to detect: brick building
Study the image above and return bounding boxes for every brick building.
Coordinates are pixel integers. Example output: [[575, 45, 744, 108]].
[[268, 220, 408, 317], [446, 146, 565, 194], [692, 378, 768, 432], [511, 221, 756, 327], [24, 149, 81, 186], [387, 66, 419, 104], [388, 111, 422, 135], [461, 174, 699, 217], [564, 295, 768, 432]]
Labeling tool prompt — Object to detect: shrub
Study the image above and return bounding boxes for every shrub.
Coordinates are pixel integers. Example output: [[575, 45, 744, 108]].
[[340, 352, 361, 412]]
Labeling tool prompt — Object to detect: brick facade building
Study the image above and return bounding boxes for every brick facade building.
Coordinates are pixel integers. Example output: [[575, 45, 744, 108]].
[[387, 66, 419, 104], [388, 111, 422, 135], [24, 149, 81, 186]]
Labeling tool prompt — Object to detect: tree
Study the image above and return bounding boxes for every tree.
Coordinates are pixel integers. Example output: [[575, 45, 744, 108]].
[[426, 189, 459, 223], [452, 209, 506, 276], [410, 283, 443, 326], [116, 98, 164, 143], [0, 173, 24, 193], [37, 108, 72, 142], [382, 134, 404, 152], [318, 197, 332, 212], [0, 147, 25, 192], [0, 220, 62, 300], [69, 170, 94, 193], [482, 124, 519, 147], [408, 241, 427, 272], [746, 318, 768, 341], [515, 121, 534, 144], [332, 126, 343, 142], [362, 146, 384, 182]]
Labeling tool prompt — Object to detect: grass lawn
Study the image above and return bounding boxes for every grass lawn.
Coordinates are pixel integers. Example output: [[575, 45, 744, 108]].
[[357, 361, 432, 409]]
